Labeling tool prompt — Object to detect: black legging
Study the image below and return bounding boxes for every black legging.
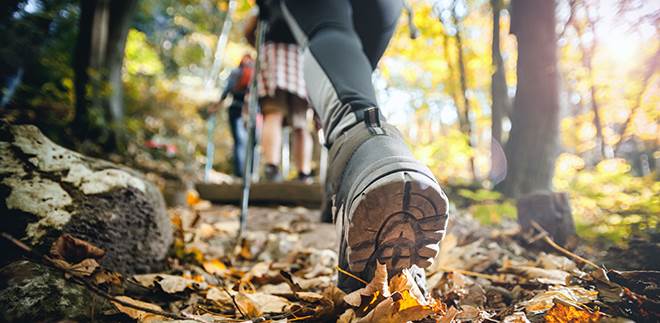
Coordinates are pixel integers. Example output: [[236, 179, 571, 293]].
[[279, 0, 402, 143]]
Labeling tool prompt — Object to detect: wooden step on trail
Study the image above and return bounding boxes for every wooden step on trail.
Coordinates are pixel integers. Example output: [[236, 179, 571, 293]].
[[196, 181, 323, 208]]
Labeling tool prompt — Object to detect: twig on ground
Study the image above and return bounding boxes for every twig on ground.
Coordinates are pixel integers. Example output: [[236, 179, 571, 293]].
[[336, 265, 368, 285], [435, 266, 506, 283], [529, 221, 600, 270], [221, 282, 247, 319], [0, 232, 193, 322], [251, 306, 305, 323]]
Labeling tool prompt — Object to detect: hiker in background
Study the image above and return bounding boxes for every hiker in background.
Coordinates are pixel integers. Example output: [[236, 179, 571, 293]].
[[244, 10, 313, 183], [218, 54, 254, 178]]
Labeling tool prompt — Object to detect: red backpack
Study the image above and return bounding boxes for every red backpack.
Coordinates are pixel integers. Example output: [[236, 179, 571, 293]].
[[234, 63, 254, 92]]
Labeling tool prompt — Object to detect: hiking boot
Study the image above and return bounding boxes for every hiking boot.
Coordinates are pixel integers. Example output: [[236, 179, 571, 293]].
[[327, 108, 449, 292]]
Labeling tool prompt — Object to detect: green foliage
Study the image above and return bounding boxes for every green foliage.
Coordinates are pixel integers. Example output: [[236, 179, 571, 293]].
[[1, 0, 79, 135], [457, 188, 517, 225], [554, 154, 659, 243], [124, 30, 164, 76]]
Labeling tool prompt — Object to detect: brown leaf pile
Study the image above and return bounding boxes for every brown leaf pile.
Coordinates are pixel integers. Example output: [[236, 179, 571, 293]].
[[40, 204, 659, 322]]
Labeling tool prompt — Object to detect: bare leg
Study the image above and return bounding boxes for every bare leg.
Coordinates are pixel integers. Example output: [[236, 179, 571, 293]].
[[289, 96, 313, 175], [260, 96, 285, 167], [293, 128, 312, 174]]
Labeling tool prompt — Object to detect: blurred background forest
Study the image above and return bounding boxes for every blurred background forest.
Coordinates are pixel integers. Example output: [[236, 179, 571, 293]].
[[1, 0, 658, 247]]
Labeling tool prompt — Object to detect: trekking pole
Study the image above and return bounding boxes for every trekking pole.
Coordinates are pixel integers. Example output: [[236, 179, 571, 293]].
[[203, 110, 217, 182], [204, 0, 237, 182], [238, 17, 268, 239], [403, 0, 420, 39]]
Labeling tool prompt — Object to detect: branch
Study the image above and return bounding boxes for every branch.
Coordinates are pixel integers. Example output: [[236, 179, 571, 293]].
[[558, 0, 578, 39], [614, 48, 660, 154], [528, 221, 600, 270]]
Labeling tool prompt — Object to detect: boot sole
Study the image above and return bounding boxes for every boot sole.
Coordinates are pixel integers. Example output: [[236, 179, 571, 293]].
[[344, 171, 448, 275]]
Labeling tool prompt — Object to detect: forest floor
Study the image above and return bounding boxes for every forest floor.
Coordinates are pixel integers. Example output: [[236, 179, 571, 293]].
[[15, 200, 659, 322]]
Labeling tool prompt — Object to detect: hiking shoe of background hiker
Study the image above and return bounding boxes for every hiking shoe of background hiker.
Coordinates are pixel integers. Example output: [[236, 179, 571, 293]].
[[327, 108, 449, 292], [297, 171, 314, 184], [264, 164, 283, 182]]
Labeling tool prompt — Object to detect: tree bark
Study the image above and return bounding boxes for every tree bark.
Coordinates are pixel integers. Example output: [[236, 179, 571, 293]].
[[498, 0, 560, 198], [73, 0, 137, 152]]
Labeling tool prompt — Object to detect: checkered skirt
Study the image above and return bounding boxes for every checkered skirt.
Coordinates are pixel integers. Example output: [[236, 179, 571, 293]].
[[257, 42, 307, 100]]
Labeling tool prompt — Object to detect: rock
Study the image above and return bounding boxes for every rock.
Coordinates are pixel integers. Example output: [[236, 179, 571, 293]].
[[0, 260, 112, 322], [516, 191, 577, 250], [0, 124, 172, 274]]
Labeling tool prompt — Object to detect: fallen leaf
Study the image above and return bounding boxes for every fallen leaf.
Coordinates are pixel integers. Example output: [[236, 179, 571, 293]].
[[202, 259, 227, 275], [258, 283, 293, 294], [235, 292, 290, 317], [356, 291, 434, 323], [455, 304, 488, 321], [297, 275, 332, 289], [544, 301, 601, 322], [537, 252, 578, 272], [132, 274, 204, 293], [344, 262, 390, 307], [502, 311, 531, 323], [501, 260, 571, 285], [389, 267, 428, 306], [196, 223, 217, 239], [323, 285, 347, 307], [51, 258, 99, 278], [112, 295, 165, 322], [280, 270, 303, 292], [522, 286, 599, 313], [68, 258, 100, 277], [186, 190, 200, 206], [93, 269, 122, 286], [206, 287, 230, 302], [235, 292, 261, 318], [50, 234, 105, 263], [133, 274, 160, 288], [439, 306, 460, 323], [337, 308, 357, 323], [158, 274, 204, 293]]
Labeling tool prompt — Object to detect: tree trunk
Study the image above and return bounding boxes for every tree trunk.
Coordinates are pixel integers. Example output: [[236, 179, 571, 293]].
[[444, 4, 478, 182], [571, 3, 611, 160], [575, 17, 607, 159], [498, 0, 560, 198], [490, 0, 509, 145], [73, 0, 137, 152]]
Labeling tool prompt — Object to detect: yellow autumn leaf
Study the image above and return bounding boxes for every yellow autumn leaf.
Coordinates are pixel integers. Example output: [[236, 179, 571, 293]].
[[203, 259, 228, 275], [544, 302, 601, 323]]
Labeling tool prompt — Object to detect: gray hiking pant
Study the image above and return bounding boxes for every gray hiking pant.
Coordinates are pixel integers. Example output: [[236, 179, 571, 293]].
[[279, 0, 403, 144]]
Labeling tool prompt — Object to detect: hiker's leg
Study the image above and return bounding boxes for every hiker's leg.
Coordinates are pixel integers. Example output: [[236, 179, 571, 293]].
[[229, 111, 247, 177], [288, 94, 313, 177], [260, 92, 287, 178], [281, 0, 448, 293], [281, 0, 380, 144], [351, 0, 403, 70]]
